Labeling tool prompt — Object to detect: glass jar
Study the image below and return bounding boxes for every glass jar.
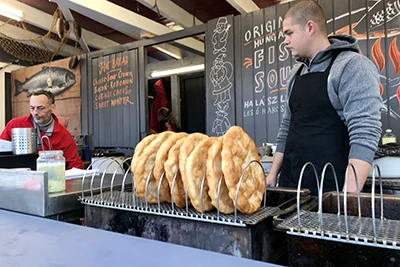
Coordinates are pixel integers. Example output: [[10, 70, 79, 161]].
[[36, 150, 66, 193], [382, 129, 397, 145]]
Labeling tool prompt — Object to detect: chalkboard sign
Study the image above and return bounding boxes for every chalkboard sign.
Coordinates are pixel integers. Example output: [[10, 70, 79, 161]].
[[90, 49, 140, 148], [206, 15, 235, 136], [229, 0, 400, 145], [234, 5, 292, 146]]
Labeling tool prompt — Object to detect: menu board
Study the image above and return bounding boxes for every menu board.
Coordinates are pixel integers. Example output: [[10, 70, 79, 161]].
[[90, 49, 140, 148], [94, 60, 133, 109]]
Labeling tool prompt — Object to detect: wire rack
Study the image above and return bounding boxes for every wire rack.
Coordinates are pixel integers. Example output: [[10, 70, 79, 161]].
[[80, 157, 279, 227], [276, 162, 400, 250], [279, 210, 400, 250]]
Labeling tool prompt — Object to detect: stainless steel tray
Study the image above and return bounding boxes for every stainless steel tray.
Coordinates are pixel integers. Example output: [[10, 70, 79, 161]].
[[0, 158, 131, 217]]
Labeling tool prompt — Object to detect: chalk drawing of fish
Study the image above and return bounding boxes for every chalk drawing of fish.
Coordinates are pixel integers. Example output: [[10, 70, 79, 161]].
[[15, 66, 76, 96], [353, 0, 400, 33], [333, 0, 400, 38]]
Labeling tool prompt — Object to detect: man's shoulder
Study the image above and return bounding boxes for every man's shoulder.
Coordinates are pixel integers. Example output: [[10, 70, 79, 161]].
[[334, 50, 378, 75], [54, 121, 72, 136], [335, 50, 370, 65], [325, 49, 373, 78], [6, 115, 31, 127], [52, 116, 71, 135], [50, 123, 75, 148]]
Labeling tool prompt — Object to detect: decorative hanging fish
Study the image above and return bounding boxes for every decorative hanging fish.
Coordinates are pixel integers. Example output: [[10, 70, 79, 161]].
[[15, 66, 76, 96]]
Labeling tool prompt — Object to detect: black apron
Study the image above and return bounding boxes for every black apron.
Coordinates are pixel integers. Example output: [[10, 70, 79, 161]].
[[279, 51, 350, 196]]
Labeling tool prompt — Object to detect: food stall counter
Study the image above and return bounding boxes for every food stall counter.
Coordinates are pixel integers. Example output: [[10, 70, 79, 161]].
[[0, 168, 130, 221], [0, 209, 282, 267]]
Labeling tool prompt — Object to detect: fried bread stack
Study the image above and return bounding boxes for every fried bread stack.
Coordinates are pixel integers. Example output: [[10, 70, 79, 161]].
[[130, 126, 265, 214]]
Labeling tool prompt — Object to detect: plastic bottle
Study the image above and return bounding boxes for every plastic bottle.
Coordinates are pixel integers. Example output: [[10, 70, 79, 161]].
[[37, 150, 66, 193], [382, 129, 397, 145]]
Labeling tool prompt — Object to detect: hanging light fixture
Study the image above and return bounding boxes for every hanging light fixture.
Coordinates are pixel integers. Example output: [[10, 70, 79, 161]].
[[150, 64, 205, 78]]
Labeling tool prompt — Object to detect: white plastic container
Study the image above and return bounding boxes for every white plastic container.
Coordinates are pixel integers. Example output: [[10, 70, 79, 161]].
[[369, 157, 400, 178]]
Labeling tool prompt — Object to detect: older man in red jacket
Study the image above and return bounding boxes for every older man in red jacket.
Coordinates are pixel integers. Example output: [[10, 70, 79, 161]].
[[0, 90, 83, 170]]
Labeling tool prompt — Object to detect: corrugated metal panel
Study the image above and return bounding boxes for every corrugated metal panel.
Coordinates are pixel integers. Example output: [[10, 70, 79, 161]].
[[80, 53, 89, 135], [89, 49, 140, 148], [235, 14, 244, 129], [234, 5, 291, 146], [253, 8, 267, 145], [206, 15, 236, 136], [237, 12, 256, 140]]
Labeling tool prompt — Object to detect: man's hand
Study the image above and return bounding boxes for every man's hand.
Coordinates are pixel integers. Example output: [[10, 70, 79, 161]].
[[266, 173, 277, 187], [344, 158, 371, 193]]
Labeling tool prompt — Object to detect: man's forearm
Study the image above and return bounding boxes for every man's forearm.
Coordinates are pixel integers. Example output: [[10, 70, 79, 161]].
[[345, 158, 371, 193], [266, 152, 284, 187], [269, 152, 284, 176]]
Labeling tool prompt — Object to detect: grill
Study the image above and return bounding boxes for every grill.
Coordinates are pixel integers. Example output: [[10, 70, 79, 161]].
[[279, 210, 400, 249], [274, 162, 400, 266], [80, 157, 310, 262]]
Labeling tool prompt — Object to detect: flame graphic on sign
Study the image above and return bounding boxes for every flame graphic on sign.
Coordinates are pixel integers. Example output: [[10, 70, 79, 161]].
[[372, 38, 385, 72], [397, 86, 400, 109], [243, 57, 253, 68], [389, 37, 400, 76], [379, 83, 385, 96]]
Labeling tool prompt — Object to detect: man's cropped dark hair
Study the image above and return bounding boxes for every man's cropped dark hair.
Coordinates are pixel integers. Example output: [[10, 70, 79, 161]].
[[284, 0, 327, 35], [31, 90, 55, 105]]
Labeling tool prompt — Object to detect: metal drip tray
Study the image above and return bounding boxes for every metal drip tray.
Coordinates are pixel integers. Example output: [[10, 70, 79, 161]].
[[277, 210, 400, 249], [82, 190, 280, 227]]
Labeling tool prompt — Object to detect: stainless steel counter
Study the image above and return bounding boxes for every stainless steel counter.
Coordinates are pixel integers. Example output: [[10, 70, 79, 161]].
[[0, 168, 131, 218], [0, 209, 281, 267]]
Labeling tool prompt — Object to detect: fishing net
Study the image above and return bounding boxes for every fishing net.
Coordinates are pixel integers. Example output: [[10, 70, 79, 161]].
[[0, 8, 81, 63]]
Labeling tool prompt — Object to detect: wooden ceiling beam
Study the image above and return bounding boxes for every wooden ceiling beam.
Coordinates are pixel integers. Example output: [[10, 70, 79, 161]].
[[50, 0, 204, 54], [3, 0, 119, 52], [56, 4, 90, 52], [136, 0, 204, 28], [226, 0, 260, 14], [7, 0, 119, 52]]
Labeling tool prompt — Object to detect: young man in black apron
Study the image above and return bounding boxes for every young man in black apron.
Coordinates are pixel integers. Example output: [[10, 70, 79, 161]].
[[266, 0, 383, 195]]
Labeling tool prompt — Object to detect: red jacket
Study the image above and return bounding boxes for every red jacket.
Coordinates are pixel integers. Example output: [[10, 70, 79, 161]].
[[161, 121, 178, 132], [149, 79, 170, 133], [0, 115, 84, 170]]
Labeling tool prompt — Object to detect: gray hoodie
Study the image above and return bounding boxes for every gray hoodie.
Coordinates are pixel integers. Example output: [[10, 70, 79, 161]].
[[276, 35, 383, 164]]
